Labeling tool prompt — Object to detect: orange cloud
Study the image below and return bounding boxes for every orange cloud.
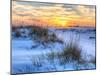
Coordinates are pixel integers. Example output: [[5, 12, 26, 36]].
[[12, 1, 96, 28]]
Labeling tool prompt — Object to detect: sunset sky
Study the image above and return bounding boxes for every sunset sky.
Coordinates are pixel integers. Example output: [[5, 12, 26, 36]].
[[12, 1, 96, 28]]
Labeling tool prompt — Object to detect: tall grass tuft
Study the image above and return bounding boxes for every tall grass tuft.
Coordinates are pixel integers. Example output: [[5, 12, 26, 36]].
[[31, 26, 48, 38], [59, 40, 82, 63]]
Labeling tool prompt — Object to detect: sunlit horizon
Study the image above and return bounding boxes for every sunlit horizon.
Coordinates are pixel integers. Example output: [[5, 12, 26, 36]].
[[12, 1, 96, 29]]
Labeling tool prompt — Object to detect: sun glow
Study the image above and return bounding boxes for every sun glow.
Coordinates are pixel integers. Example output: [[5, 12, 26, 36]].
[[52, 17, 68, 27], [12, 1, 95, 28]]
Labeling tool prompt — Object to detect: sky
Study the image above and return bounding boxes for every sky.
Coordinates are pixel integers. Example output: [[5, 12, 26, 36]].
[[12, 1, 96, 28]]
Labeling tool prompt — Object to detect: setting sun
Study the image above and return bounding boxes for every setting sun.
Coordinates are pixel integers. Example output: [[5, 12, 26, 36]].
[[12, 1, 95, 28], [53, 17, 68, 27]]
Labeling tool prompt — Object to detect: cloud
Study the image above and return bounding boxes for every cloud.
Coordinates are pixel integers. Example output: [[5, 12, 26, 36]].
[[12, 1, 95, 27]]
